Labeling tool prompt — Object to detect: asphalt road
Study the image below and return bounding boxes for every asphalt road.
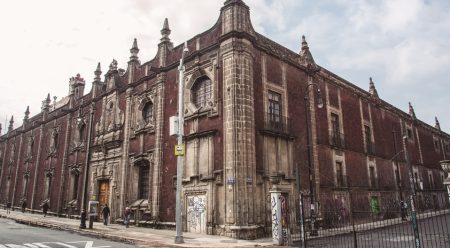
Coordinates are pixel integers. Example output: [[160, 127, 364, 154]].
[[298, 214, 450, 248], [0, 218, 137, 248]]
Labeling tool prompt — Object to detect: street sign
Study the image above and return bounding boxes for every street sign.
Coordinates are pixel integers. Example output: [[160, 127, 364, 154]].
[[175, 145, 185, 156]]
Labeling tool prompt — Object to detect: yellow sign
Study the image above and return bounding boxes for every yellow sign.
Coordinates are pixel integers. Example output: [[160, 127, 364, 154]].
[[175, 145, 185, 156]]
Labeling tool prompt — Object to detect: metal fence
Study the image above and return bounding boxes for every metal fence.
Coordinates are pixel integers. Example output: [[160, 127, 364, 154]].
[[292, 191, 450, 248]]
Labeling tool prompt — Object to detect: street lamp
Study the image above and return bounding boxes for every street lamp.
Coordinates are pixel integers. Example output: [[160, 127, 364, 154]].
[[174, 42, 189, 244], [304, 80, 323, 237], [392, 131, 404, 202], [402, 135, 421, 247], [80, 103, 95, 229], [440, 160, 450, 205]]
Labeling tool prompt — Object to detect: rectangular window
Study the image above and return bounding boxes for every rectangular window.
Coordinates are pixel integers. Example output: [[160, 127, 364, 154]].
[[394, 167, 401, 186], [268, 91, 281, 123], [407, 129, 413, 139], [428, 173, 434, 189], [336, 161, 344, 187], [364, 125, 373, 154], [72, 174, 79, 200], [331, 113, 342, 147], [369, 166, 377, 188], [139, 166, 150, 199], [434, 139, 440, 152], [414, 172, 420, 190]]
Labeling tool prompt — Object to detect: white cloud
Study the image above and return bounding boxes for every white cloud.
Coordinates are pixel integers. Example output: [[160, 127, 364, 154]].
[[0, 0, 449, 133]]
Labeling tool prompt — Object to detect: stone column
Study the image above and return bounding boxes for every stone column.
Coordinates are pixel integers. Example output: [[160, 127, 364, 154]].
[[221, 38, 256, 237], [440, 160, 450, 206]]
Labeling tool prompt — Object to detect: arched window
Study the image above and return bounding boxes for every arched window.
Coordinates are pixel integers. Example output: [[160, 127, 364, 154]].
[[142, 102, 153, 124], [191, 77, 212, 108]]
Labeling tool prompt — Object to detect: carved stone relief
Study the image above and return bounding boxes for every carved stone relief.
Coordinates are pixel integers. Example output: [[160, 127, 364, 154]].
[[25, 135, 34, 161], [9, 143, 15, 165], [72, 116, 86, 151], [94, 93, 124, 146], [48, 127, 60, 157]]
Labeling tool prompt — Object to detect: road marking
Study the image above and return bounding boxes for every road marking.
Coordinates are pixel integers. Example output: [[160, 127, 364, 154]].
[[51, 243, 77, 248], [5, 245, 35, 248], [67, 241, 110, 248], [29, 244, 50, 248], [0, 241, 111, 248]]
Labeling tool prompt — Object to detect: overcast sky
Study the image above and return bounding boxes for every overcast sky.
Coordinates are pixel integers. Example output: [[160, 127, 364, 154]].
[[0, 0, 449, 134]]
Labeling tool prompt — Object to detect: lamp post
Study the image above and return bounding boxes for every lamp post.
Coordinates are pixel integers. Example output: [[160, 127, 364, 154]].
[[402, 135, 421, 248], [440, 160, 450, 206], [392, 131, 404, 202], [174, 42, 189, 244], [304, 80, 323, 237], [80, 103, 95, 229]]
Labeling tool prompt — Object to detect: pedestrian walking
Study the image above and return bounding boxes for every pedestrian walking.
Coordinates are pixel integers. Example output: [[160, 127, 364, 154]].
[[123, 201, 131, 228], [400, 200, 408, 221], [101, 204, 111, 225], [6, 201, 11, 214], [21, 200, 27, 213], [42, 201, 49, 217]]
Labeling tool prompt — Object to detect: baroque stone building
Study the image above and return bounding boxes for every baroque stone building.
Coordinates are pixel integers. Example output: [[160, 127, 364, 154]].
[[0, 0, 449, 239]]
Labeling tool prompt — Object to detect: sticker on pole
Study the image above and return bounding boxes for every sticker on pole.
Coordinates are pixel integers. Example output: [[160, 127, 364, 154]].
[[175, 145, 185, 156]]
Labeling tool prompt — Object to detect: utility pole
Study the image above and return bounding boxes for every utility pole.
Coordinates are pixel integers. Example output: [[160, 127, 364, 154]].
[[402, 134, 421, 248], [175, 42, 189, 244]]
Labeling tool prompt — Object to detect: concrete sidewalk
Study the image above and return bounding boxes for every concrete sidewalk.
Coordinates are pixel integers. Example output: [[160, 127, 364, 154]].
[[0, 209, 279, 247]]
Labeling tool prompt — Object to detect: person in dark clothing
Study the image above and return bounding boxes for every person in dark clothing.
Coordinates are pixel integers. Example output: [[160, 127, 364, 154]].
[[400, 201, 408, 221], [21, 201, 27, 213], [101, 204, 111, 225], [124, 201, 131, 228], [6, 201, 11, 214], [42, 201, 49, 217]]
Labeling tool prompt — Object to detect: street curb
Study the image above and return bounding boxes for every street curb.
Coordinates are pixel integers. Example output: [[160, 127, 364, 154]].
[[1, 213, 279, 247], [1, 214, 148, 246]]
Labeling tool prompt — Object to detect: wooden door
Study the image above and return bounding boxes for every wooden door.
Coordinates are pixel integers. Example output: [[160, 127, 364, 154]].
[[98, 181, 109, 219]]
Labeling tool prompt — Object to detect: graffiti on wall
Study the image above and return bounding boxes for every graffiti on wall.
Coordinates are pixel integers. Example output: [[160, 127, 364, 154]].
[[271, 195, 279, 239], [280, 194, 290, 245], [187, 195, 206, 233]]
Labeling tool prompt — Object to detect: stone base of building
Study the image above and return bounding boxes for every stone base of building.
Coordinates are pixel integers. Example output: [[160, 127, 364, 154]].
[[214, 225, 267, 240]]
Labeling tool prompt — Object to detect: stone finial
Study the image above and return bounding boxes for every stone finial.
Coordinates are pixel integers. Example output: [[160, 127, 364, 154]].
[[94, 62, 102, 81], [299, 35, 318, 72], [130, 38, 139, 61], [24, 106, 30, 122], [408, 102, 416, 119], [369, 77, 379, 98], [109, 59, 118, 71], [160, 18, 171, 42], [435, 116, 441, 130], [53, 96, 58, 110], [8, 115, 14, 133], [41, 94, 51, 112]]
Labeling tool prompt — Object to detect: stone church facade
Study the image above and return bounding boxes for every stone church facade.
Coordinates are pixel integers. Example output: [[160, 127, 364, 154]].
[[0, 0, 449, 239]]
